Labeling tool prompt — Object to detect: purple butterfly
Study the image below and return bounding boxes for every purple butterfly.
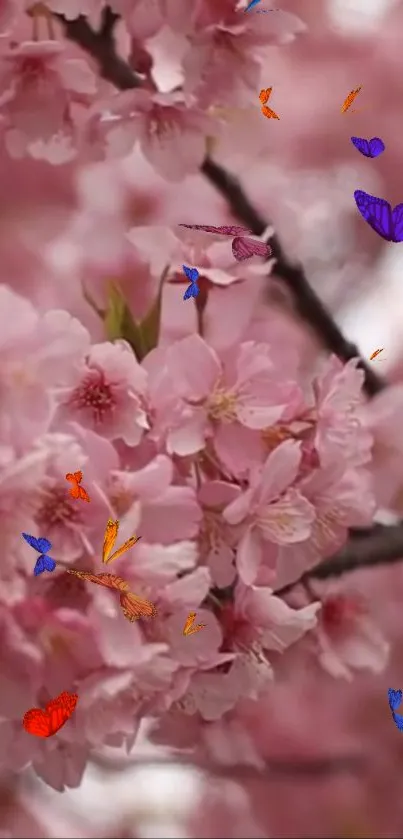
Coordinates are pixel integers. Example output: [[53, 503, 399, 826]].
[[179, 224, 272, 262], [22, 533, 56, 575], [354, 190, 403, 243], [182, 265, 200, 300], [351, 136, 385, 158]]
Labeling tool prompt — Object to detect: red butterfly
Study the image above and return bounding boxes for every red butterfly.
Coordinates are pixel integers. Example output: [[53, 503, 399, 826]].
[[66, 570, 157, 622], [65, 470, 90, 503], [23, 690, 78, 738]]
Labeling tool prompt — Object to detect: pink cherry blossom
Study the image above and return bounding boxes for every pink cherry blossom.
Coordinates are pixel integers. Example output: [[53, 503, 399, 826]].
[[0, 40, 96, 162], [316, 591, 389, 680], [94, 89, 216, 180], [105, 454, 202, 545], [223, 439, 316, 585], [147, 335, 301, 465], [0, 285, 90, 449], [56, 340, 149, 446]]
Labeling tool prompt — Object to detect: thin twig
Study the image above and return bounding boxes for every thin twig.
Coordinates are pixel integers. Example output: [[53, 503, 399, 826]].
[[275, 522, 403, 595]]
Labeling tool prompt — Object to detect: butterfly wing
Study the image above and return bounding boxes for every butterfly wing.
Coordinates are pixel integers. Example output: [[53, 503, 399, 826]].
[[179, 224, 251, 236], [259, 87, 272, 105], [22, 533, 52, 553], [232, 236, 255, 261], [103, 519, 119, 563], [354, 190, 393, 241], [33, 556, 46, 576], [67, 569, 129, 590], [119, 591, 158, 622], [391, 202, 403, 242], [45, 691, 78, 736], [388, 688, 403, 712], [77, 485, 90, 502], [43, 555, 56, 572], [350, 136, 370, 156], [73, 471, 83, 483], [341, 86, 361, 112], [245, 0, 261, 10], [183, 612, 196, 635], [65, 473, 76, 484], [183, 283, 200, 300], [23, 708, 51, 738], [261, 105, 280, 119], [106, 535, 142, 564], [68, 484, 80, 499], [232, 236, 271, 261], [34, 555, 56, 575], [368, 137, 385, 158], [46, 691, 78, 714], [182, 265, 199, 282]]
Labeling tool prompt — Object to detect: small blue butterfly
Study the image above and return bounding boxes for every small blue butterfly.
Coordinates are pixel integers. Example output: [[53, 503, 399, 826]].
[[22, 532, 56, 576], [244, 0, 261, 9], [183, 265, 200, 300], [388, 688, 403, 732]]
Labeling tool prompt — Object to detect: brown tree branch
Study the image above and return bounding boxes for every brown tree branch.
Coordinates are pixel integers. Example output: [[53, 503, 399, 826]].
[[55, 9, 141, 89], [275, 523, 403, 595]]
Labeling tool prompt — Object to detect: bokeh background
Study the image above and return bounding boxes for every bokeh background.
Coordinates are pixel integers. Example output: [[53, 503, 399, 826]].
[[3, 0, 403, 836]]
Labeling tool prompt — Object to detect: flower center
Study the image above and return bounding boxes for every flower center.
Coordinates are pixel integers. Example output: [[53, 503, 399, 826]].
[[322, 595, 366, 631], [36, 487, 81, 528], [207, 387, 238, 422], [69, 370, 115, 423]]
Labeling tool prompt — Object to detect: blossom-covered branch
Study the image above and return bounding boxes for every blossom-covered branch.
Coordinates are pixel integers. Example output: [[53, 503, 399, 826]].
[[57, 6, 386, 399]]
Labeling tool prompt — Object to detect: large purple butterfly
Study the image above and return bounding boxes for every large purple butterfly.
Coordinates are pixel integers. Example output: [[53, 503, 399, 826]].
[[354, 190, 403, 243], [351, 136, 385, 158], [179, 224, 272, 262]]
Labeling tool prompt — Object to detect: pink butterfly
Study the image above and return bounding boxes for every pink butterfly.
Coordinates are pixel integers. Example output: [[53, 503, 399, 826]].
[[178, 224, 272, 262]]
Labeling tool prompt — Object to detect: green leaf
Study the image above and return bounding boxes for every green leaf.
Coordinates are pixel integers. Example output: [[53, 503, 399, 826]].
[[104, 281, 145, 359], [139, 264, 169, 355], [103, 267, 168, 361]]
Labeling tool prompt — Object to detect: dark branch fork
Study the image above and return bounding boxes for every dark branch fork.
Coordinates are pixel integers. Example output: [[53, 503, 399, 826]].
[[58, 8, 403, 585]]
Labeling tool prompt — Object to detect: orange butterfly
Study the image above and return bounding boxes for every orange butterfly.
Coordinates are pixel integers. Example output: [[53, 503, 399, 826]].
[[65, 471, 90, 503], [183, 612, 206, 636], [23, 690, 78, 738], [102, 518, 141, 565], [341, 86, 362, 113], [66, 569, 157, 622], [369, 348, 384, 360], [259, 87, 280, 120]]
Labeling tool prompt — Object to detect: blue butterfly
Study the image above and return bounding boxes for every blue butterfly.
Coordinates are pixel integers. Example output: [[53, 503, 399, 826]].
[[244, 0, 261, 9], [182, 265, 200, 300], [388, 688, 403, 732], [22, 532, 56, 576]]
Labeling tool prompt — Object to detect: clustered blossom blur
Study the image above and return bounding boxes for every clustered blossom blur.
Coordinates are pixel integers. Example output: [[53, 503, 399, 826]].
[[3, 0, 403, 837]]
